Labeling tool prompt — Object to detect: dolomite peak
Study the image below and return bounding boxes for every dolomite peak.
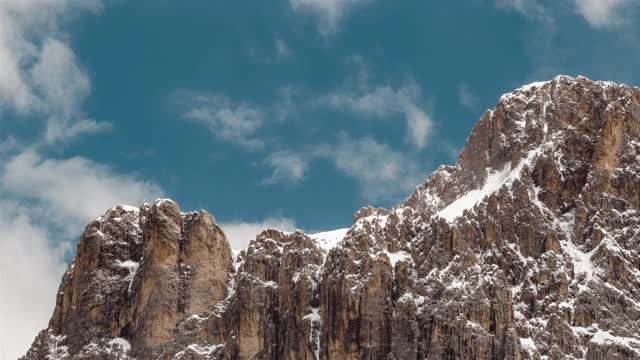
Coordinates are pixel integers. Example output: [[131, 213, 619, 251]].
[[23, 75, 640, 359]]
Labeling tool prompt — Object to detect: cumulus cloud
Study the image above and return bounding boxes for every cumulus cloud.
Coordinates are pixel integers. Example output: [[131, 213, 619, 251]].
[[220, 217, 298, 250], [0, 149, 162, 358], [323, 82, 434, 149], [314, 134, 424, 201], [0, 3, 125, 356], [0, 201, 68, 360], [1, 150, 163, 233], [0, 0, 108, 143], [262, 150, 309, 185], [289, 0, 372, 36], [176, 92, 266, 149]]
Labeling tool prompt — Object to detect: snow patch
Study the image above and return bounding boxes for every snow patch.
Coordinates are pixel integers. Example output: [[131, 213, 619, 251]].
[[381, 250, 411, 268], [519, 337, 538, 356], [303, 307, 322, 360], [590, 329, 640, 354], [107, 337, 130, 354], [437, 162, 514, 222], [118, 205, 139, 213], [520, 81, 547, 92], [437, 147, 542, 222], [303, 307, 321, 322], [499, 80, 548, 102], [175, 344, 224, 358], [154, 198, 175, 207], [115, 260, 139, 293], [310, 228, 349, 253]]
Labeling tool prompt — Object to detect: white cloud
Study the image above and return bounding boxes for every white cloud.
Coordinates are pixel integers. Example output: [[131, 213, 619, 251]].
[[0, 201, 68, 360], [0, 3, 118, 355], [55, 118, 113, 142], [0, 0, 107, 143], [220, 217, 298, 250], [314, 134, 424, 201], [289, 0, 372, 36], [0, 149, 162, 358], [574, 0, 631, 28], [323, 82, 434, 149], [458, 83, 479, 110], [175, 86, 304, 148], [1, 150, 163, 233], [30, 38, 110, 143], [261, 134, 427, 200], [177, 92, 266, 149], [262, 150, 309, 185]]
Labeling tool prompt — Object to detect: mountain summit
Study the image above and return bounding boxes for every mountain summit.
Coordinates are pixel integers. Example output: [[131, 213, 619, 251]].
[[23, 76, 640, 359]]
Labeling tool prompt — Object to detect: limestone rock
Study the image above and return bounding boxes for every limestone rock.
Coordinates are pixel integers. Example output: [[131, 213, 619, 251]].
[[23, 76, 640, 359]]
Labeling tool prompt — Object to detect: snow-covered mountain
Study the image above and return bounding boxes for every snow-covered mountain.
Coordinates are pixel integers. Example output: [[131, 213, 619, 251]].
[[23, 76, 640, 359]]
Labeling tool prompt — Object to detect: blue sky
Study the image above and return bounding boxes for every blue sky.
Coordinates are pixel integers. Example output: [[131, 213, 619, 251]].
[[1, 0, 639, 357]]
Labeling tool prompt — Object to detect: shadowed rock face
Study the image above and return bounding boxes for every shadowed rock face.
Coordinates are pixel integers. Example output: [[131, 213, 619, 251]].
[[23, 76, 640, 359]]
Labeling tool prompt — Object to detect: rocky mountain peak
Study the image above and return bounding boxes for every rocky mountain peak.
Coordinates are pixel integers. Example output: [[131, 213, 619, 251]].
[[23, 76, 640, 359], [407, 75, 640, 218]]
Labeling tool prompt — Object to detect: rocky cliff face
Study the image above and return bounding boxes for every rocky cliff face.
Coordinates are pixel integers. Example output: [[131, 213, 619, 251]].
[[23, 76, 640, 359]]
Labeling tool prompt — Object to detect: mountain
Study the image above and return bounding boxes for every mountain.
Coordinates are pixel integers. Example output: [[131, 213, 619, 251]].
[[22, 76, 640, 359]]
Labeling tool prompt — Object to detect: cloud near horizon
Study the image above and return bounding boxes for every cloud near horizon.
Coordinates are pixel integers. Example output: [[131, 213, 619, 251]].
[[0, 1, 132, 357], [0, 200, 68, 359], [0, 149, 163, 358]]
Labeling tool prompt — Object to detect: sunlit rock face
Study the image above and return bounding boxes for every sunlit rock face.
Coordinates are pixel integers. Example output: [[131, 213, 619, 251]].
[[23, 76, 640, 359]]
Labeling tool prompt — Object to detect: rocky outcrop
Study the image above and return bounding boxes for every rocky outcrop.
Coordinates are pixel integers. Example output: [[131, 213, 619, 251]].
[[23, 76, 640, 359]]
